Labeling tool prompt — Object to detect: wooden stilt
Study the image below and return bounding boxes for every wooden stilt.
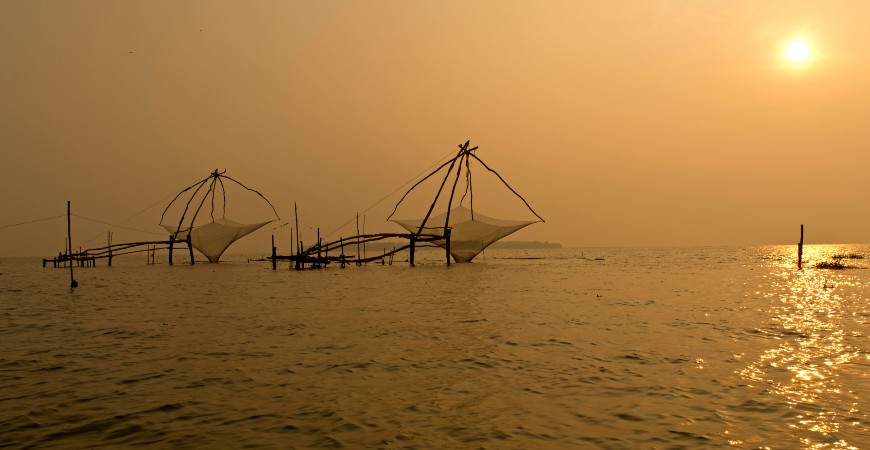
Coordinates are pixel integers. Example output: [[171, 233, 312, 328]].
[[294, 202, 301, 270], [168, 235, 174, 266], [340, 237, 346, 268], [356, 213, 361, 266], [271, 234, 277, 270], [67, 201, 77, 288], [187, 234, 194, 265], [409, 236, 416, 267], [362, 215, 366, 265], [107, 232, 113, 267], [798, 224, 804, 270], [445, 227, 452, 266]]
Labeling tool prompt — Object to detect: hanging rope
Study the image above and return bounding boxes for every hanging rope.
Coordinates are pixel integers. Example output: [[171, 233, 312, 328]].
[[323, 146, 457, 239], [0, 215, 65, 229], [466, 152, 545, 222], [72, 214, 165, 236]]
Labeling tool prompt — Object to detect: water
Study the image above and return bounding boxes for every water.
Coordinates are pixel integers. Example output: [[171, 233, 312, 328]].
[[1, 246, 868, 449]]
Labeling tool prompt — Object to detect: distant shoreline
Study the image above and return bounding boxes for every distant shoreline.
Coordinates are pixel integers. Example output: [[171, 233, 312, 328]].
[[354, 240, 563, 251]]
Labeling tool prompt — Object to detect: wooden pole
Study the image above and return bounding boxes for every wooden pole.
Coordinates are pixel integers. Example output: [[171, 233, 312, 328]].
[[67, 201, 77, 288], [168, 234, 174, 266], [362, 215, 366, 265], [107, 232, 113, 267], [187, 234, 194, 265], [340, 237, 345, 268], [445, 228, 452, 266], [290, 226, 294, 270], [798, 224, 804, 270], [271, 234, 277, 270], [409, 235, 416, 266], [294, 202, 301, 270], [356, 213, 361, 266]]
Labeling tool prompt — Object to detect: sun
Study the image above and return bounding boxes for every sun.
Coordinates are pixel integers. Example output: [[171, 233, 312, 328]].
[[786, 40, 810, 62]]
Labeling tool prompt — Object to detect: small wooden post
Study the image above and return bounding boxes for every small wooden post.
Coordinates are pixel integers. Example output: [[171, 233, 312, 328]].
[[798, 224, 804, 270], [409, 235, 416, 267], [271, 234, 277, 270], [67, 201, 77, 288], [445, 227, 452, 266], [340, 237, 346, 268], [187, 234, 194, 265], [294, 203, 301, 270], [107, 232, 113, 267], [362, 215, 366, 265], [355, 213, 361, 266], [168, 235, 175, 266]]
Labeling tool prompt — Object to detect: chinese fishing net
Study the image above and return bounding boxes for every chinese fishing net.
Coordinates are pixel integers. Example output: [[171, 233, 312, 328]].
[[159, 170, 279, 263], [392, 205, 536, 262]]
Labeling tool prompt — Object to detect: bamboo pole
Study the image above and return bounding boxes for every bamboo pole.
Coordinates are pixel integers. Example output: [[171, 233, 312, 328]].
[[294, 202, 300, 270], [107, 232, 113, 267], [362, 215, 366, 265], [67, 201, 77, 288], [356, 213, 361, 266], [798, 224, 804, 270], [187, 234, 194, 265], [340, 237, 345, 268], [445, 228, 452, 266], [271, 234, 277, 270]]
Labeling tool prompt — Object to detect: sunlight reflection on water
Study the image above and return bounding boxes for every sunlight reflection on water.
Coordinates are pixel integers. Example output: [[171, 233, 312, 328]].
[[740, 245, 869, 449]]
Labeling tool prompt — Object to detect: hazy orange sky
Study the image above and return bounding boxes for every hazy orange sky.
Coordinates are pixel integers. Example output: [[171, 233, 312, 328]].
[[2, 1, 870, 256]]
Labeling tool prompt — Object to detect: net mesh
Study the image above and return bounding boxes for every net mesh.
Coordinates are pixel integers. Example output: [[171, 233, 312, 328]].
[[162, 218, 270, 263], [392, 205, 535, 262]]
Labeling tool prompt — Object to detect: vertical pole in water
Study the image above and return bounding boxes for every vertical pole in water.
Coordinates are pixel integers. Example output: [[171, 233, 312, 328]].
[[340, 237, 345, 268], [355, 213, 361, 266], [409, 235, 416, 267], [107, 232, 113, 267], [186, 234, 194, 265], [362, 215, 366, 265], [67, 201, 77, 288], [294, 202, 301, 270], [445, 227, 452, 266], [271, 234, 277, 270], [168, 235, 174, 266], [317, 228, 321, 268], [798, 224, 804, 270]]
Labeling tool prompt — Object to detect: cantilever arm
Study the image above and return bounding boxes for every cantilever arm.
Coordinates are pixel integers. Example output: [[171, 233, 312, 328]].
[[386, 155, 461, 221], [159, 174, 212, 224], [467, 152, 545, 223], [221, 175, 281, 220]]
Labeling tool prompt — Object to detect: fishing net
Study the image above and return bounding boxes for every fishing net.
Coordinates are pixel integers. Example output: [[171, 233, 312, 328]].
[[159, 170, 279, 263], [162, 218, 271, 263], [392, 205, 535, 262]]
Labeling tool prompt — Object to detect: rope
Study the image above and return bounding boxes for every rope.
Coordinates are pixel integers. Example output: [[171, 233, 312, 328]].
[[0, 215, 65, 229], [324, 147, 458, 239], [72, 214, 165, 236]]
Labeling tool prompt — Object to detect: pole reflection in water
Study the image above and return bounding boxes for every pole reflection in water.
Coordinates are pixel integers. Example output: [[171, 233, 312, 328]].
[[740, 245, 868, 449]]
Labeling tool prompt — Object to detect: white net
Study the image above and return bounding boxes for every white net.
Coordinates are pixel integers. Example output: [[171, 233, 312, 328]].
[[392, 205, 535, 263], [162, 218, 271, 263]]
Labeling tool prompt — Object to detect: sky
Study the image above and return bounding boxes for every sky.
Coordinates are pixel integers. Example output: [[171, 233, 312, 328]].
[[2, 1, 870, 257]]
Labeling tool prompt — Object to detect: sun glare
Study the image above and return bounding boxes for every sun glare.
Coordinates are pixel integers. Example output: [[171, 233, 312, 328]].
[[786, 40, 810, 62]]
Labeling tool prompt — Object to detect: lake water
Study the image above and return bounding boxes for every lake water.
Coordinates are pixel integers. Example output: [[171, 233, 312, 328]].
[[1, 246, 868, 449]]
